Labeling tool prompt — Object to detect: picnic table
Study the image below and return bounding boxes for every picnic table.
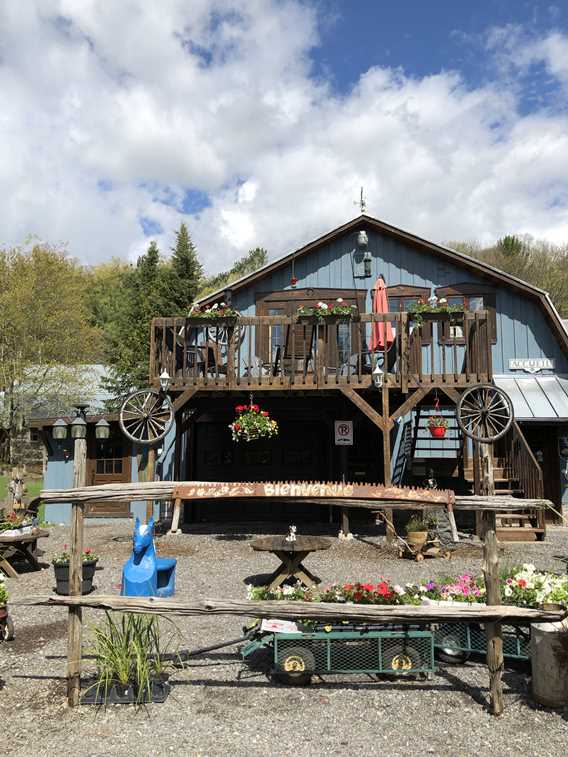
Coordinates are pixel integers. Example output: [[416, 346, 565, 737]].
[[251, 535, 331, 591], [0, 529, 49, 578]]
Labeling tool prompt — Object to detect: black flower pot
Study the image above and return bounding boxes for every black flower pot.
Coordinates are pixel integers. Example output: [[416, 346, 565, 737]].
[[53, 560, 98, 595]]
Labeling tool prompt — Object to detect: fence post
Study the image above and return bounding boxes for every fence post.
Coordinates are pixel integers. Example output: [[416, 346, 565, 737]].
[[481, 509, 504, 716]]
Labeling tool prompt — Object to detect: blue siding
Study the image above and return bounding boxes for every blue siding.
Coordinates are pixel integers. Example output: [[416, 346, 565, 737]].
[[232, 228, 568, 374]]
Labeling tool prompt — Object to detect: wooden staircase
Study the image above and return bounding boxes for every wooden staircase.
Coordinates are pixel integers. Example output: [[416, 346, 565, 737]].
[[464, 422, 545, 541]]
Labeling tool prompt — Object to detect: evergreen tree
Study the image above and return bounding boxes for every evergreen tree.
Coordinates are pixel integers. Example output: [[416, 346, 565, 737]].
[[103, 240, 167, 397], [164, 223, 203, 313]]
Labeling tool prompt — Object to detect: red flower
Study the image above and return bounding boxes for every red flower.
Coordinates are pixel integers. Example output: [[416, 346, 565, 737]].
[[85, 548, 92, 554], [353, 591, 363, 602], [252, 404, 260, 412], [376, 581, 390, 595], [234, 423, 241, 431], [290, 276, 298, 285], [361, 583, 374, 592], [517, 578, 527, 589], [343, 583, 353, 591], [261, 411, 269, 417]]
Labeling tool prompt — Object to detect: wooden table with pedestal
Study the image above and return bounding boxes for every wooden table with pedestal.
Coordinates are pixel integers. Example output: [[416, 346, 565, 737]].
[[250, 535, 331, 590]]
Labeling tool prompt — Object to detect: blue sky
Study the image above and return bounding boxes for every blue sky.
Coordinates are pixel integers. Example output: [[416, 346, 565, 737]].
[[1, 1, 568, 271], [314, 1, 566, 95]]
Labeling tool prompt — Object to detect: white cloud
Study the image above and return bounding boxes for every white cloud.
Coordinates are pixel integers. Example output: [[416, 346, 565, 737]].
[[0, 4, 568, 273]]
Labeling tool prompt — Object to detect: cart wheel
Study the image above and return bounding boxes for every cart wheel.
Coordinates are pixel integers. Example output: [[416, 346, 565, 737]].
[[385, 644, 422, 674], [436, 631, 470, 665], [2, 614, 14, 642], [274, 646, 315, 686]]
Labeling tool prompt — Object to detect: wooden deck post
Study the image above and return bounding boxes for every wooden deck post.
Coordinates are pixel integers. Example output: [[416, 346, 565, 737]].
[[67, 435, 86, 707], [169, 497, 183, 534], [382, 378, 395, 542], [481, 509, 504, 716]]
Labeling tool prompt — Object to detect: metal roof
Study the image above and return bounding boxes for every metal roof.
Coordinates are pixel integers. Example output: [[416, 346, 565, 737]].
[[494, 375, 568, 421]]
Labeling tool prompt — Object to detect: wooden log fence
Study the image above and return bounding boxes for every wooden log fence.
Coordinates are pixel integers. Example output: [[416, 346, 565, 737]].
[[27, 479, 554, 714], [16, 594, 565, 625]]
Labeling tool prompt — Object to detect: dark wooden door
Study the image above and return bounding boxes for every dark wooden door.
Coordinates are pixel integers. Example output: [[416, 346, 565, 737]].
[[86, 429, 132, 517]]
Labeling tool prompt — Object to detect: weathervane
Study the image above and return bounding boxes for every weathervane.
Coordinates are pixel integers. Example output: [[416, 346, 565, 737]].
[[354, 186, 367, 214]]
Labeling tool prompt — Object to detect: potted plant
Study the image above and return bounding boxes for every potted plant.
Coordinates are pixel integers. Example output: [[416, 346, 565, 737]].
[[52, 545, 98, 595], [405, 514, 434, 550], [0, 571, 14, 641], [427, 415, 449, 438], [83, 611, 178, 705], [229, 403, 279, 442]]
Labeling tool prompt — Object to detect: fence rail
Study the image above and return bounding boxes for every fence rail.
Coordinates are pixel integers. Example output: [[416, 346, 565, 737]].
[[150, 311, 492, 391]]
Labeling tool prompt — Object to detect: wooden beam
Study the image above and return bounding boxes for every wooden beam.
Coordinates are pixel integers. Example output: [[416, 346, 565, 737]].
[[481, 509, 504, 717], [338, 387, 385, 430], [388, 387, 430, 428], [18, 594, 566, 625], [67, 438, 86, 707], [172, 387, 199, 412], [440, 387, 461, 405]]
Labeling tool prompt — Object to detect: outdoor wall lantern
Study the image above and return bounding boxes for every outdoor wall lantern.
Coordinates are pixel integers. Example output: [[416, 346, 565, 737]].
[[372, 362, 384, 389], [159, 369, 171, 392], [52, 418, 68, 441], [95, 418, 111, 441]]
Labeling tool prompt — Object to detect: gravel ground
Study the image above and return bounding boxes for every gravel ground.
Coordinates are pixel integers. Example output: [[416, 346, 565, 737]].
[[2, 521, 568, 757]]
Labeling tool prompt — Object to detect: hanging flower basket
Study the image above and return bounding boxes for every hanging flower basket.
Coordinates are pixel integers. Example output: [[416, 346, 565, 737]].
[[229, 404, 279, 443], [427, 415, 448, 439]]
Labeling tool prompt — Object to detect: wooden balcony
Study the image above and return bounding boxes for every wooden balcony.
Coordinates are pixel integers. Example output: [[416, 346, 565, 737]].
[[150, 311, 492, 392]]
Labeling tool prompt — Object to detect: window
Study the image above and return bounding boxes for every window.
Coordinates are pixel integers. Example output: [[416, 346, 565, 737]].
[[435, 284, 497, 343], [94, 437, 124, 476], [255, 288, 366, 365]]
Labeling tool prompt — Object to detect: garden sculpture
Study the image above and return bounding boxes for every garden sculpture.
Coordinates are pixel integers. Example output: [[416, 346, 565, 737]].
[[121, 517, 176, 598]]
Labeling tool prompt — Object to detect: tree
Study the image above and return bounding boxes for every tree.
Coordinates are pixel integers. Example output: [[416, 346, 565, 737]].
[[0, 243, 101, 463], [101, 240, 169, 397], [198, 247, 268, 297], [163, 223, 203, 313]]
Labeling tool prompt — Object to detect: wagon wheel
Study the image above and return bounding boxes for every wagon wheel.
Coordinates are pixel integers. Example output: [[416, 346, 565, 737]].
[[456, 384, 513, 444], [119, 389, 174, 445]]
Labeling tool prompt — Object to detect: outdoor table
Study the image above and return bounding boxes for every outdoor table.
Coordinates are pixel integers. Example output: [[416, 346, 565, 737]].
[[250, 535, 331, 590], [0, 529, 49, 578]]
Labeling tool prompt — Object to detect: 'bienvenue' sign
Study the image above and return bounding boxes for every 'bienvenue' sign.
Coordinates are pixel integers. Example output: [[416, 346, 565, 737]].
[[508, 358, 554, 373]]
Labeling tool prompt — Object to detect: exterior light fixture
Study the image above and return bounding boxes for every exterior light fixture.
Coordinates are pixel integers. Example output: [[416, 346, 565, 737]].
[[372, 362, 384, 389], [52, 418, 68, 441], [159, 370, 171, 392], [363, 251, 372, 277], [70, 415, 87, 439], [357, 230, 368, 248], [95, 418, 111, 441]]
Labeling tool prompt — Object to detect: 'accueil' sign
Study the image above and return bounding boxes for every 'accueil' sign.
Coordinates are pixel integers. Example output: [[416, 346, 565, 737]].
[[508, 358, 554, 374], [334, 420, 353, 446]]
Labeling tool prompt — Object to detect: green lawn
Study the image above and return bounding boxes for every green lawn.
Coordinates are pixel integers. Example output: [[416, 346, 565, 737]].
[[0, 474, 44, 518]]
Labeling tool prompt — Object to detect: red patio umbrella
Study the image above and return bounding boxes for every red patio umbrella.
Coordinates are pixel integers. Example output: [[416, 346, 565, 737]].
[[370, 276, 394, 352]]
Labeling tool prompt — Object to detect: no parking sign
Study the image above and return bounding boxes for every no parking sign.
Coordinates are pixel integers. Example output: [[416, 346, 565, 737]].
[[334, 420, 353, 446]]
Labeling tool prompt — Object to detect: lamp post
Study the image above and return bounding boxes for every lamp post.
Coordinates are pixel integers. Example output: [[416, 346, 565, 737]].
[[51, 403, 95, 706]]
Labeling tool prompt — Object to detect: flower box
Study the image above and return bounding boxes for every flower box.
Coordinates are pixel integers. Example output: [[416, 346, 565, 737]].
[[80, 676, 171, 705]]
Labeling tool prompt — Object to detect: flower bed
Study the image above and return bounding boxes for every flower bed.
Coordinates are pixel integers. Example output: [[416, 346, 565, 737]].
[[0, 574, 7, 607]]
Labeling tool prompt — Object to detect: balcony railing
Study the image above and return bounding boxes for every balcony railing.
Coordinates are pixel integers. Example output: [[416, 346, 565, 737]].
[[150, 311, 492, 391]]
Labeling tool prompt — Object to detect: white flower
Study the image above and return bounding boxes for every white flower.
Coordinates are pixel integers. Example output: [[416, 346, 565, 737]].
[[439, 298, 447, 304], [336, 297, 344, 303], [504, 586, 513, 597], [320, 303, 329, 309], [282, 585, 295, 596], [211, 303, 219, 310], [393, 584, 406, 596]]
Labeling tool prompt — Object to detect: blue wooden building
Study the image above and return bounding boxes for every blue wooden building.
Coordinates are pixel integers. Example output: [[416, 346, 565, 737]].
[[37, 215, 568, 536]]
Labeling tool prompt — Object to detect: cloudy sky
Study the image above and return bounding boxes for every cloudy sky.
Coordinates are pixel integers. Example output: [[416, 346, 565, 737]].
[[2, 1, 568, 273]]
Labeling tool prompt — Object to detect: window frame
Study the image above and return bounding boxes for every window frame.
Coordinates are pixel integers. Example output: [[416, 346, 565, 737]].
[[434, 283, 497, 344], [386, 285, 432, 343]]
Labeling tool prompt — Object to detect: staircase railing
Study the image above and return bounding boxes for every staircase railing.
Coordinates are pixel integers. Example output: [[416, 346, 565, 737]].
[[502, 421, 544, 500]]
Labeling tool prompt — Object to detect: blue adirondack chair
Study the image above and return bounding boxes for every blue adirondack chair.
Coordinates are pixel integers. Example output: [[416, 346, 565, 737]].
[[121, 517, 176, 598]]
